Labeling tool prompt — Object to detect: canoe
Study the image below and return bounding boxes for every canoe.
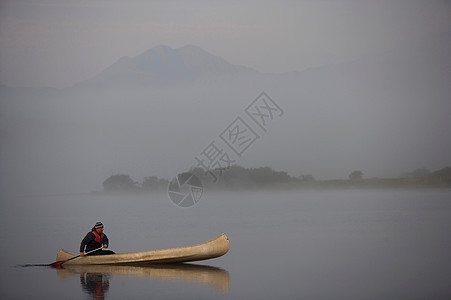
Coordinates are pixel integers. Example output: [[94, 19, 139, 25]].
[[56, 233, 229, 265]]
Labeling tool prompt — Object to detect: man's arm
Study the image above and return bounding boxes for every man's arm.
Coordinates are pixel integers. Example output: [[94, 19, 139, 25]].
[[102, 234, 109, 248], [80, 232, 94, 255]]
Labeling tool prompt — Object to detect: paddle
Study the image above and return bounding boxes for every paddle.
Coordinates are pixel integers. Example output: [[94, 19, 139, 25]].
[[49, 247, 103, 266]]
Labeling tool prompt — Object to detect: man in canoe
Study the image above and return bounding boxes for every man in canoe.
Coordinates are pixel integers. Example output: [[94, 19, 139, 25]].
[[80, 222, 115, 256]]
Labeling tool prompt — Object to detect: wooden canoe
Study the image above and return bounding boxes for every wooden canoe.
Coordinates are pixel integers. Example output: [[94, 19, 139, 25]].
[[56, 233, 229, 265]]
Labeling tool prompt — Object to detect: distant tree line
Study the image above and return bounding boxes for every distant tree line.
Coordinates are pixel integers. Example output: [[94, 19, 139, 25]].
[[102, 174, 169, 193], [427, 167, 451, 181], [349, 170, 363, 180], [102, 166, 296, 193], [399, 167, 451, 181], [399, 168, 431, 178], [189, 165, 294, 189], [102, 166, 451, 192]]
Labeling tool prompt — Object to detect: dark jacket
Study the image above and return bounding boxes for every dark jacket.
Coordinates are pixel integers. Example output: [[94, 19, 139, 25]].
[[80, 227, 109, 252]]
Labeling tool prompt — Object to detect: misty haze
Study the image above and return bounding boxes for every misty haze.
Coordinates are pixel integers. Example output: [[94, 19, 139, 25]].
[[0, 1, 450, 299], [2, 41, 450, 195]]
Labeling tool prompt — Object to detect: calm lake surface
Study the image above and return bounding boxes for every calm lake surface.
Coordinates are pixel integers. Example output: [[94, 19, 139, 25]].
[[1, 189, 451, 299]]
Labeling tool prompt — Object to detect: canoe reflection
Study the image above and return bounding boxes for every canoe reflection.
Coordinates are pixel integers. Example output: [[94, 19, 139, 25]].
[[80, 272, 109, 299], [56, 263, 230, 294]]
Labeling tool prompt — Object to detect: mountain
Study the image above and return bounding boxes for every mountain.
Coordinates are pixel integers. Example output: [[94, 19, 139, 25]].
[[75, 45, 258, 89]]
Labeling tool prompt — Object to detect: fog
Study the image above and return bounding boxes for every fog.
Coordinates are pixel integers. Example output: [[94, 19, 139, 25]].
[[1, 1, 451, 196], [1, 4, 451, 299]]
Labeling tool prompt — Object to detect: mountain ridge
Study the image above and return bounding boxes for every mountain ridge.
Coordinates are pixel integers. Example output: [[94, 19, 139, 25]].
[[73, 45, 258, 89], [3, 36, 449, 90]]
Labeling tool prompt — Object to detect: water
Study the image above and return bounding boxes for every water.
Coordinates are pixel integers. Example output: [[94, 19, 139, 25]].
[[1, 189, 451, 299]]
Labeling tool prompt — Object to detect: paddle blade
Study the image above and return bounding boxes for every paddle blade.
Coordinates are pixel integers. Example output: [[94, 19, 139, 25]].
[[49, 259, 67, 266]]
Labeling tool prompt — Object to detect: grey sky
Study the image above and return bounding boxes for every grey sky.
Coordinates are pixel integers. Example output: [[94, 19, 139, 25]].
[[1, 0, 450, 88]]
